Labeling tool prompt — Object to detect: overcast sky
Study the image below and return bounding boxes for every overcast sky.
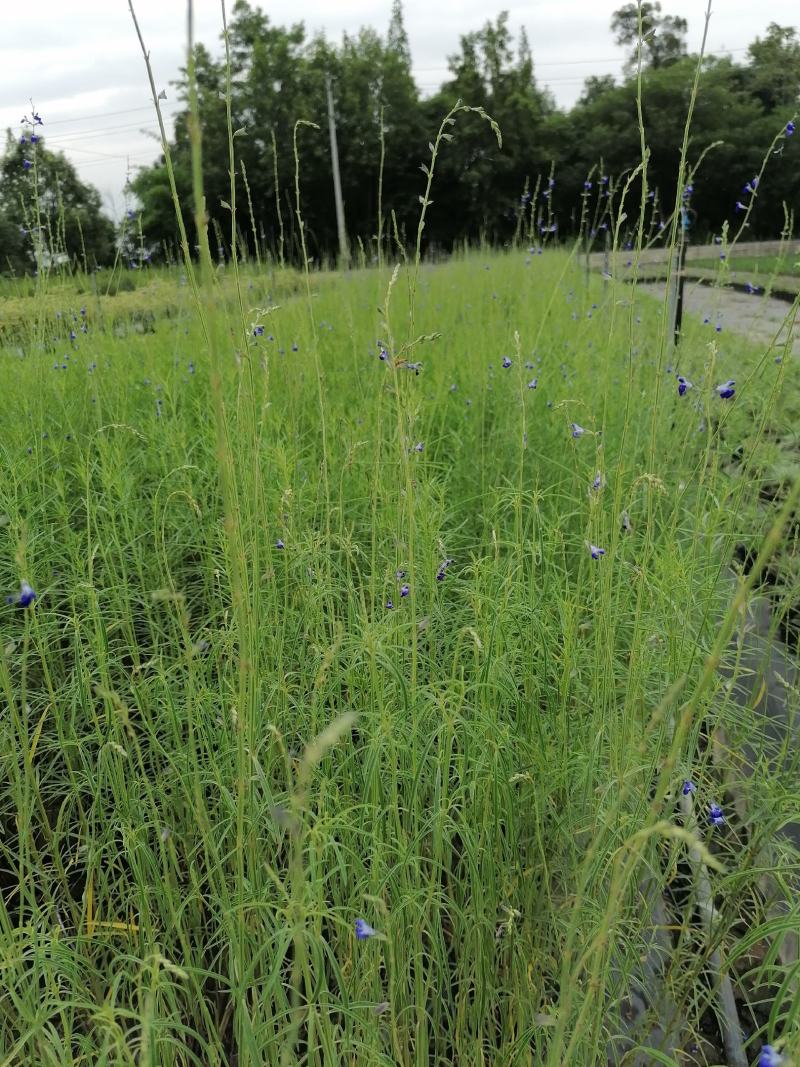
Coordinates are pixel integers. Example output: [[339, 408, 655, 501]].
[[1, 1, 795, 217]]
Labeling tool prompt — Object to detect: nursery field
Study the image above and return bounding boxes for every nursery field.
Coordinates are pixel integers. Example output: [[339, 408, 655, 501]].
[[0, 246, 799, 1066]]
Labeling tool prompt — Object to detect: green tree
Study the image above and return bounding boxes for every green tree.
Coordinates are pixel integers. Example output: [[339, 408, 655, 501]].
[[745, 23, 800, 113], [424, 12, 553, 248], [611, 2, 688, 71], [0, 131, 115, 275]]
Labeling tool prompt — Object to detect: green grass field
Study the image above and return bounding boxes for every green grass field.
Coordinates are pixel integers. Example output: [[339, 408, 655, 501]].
[[1, 245, 799, 1066], [690, 255, 800, 277]]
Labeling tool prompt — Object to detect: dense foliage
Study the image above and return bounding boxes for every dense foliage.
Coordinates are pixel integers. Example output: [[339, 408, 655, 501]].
[[0, 2, 798, 273], [0, 132, 116, 275], [125, 2, 799, 262]]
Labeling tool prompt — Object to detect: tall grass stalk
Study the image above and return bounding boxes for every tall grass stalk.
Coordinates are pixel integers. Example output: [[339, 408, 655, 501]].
[[0, 3, 798, 1065]]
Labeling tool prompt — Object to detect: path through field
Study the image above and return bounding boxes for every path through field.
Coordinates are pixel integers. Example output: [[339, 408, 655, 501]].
[[637, 279, 800, 355]]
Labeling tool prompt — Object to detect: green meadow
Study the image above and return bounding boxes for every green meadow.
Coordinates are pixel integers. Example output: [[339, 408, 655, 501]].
[[1, 237, 799, 1065]]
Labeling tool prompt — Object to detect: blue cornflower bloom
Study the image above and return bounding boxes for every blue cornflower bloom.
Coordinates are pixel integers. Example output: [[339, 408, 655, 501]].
[[786, 121, 795, 136], [400, 583, 410, 598], [571, 423, 586, 438], [588, 543, 605, 559], [22, 158, 32, 170], [7, 581, 36, 609], [682, 780, 696, 796], [716, 379, 735, 399], [355, 918, 378, 940], [759, 1045, 784, 1067], [527, 378, 538, 389], [709, 802, 724, 826], [275, 538, 285, 549], [502, 356, 512, 369], [676, 375, 693, 396]]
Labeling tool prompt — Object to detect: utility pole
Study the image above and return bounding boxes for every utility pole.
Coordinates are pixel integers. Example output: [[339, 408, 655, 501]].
[[325, 73, 348, 268], [671, 205, 694, 347]]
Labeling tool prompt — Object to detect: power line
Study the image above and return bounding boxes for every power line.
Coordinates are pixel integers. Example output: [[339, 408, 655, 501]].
[[37, 104, 167, 127], [44, 120, 167, 146]]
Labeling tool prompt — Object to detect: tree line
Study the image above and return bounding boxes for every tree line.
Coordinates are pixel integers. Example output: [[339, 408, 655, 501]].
[[1, 1, 798, 274]]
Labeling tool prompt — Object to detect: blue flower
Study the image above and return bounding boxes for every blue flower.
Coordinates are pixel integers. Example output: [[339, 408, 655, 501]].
[[436, 558, 454, 582], [22, 158, 32, 170], [275, 538, 285, 550], [676, 375, 693, 396], [412, 442, 424, 453], [33, 112, 43, 125], [291, 343, 298, 352], [400, 583, 410, 598], [395, 569, 406, 581], [744, 177, 759, 194], [591, 471, 602, 492], [527, 378, 538, 389], [20, 135, 27, 145], [502, 356, 512, 369], [735, 201, 746, 213], [405, 362, 422, 374], [253, 325, 264, 337], [386, 598, 394, 610], [786, 121, 795, 136], [571, 423, 586, 438], [759, 1045, 784, 1067], [355, 918, 378, 940], [716, 380, 735, 400], [7, 581, 36, 609], [682, 780, 696, 796], [709, 803, 724, 826], [588, 543, 605, 560]]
